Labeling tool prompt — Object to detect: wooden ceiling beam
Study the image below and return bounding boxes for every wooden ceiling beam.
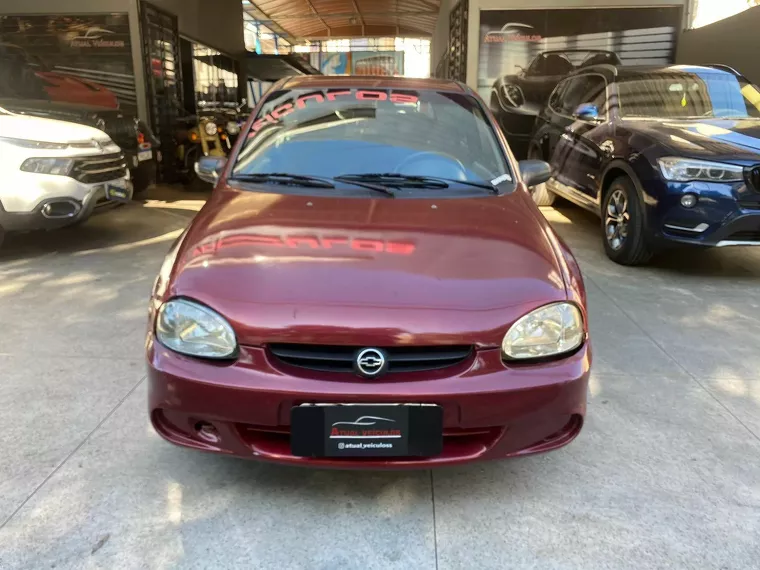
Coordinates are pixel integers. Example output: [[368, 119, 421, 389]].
[[350, 0, 366, 35], [303, 0, 332, 36]]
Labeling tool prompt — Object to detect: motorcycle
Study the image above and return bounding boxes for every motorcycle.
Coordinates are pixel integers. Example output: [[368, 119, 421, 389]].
[[175, 104, 247, 190]]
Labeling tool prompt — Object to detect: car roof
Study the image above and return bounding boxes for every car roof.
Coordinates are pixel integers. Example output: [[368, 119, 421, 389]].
[[570, 63, 740, 81], [280, 75, 469, 93]]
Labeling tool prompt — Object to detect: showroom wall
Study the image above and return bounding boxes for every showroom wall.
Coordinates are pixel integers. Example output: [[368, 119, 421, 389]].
[[466, 0, 689, 89], [146, 0, 245, 57], [0, 0, 244, 122], [677, 6, 760, 86]]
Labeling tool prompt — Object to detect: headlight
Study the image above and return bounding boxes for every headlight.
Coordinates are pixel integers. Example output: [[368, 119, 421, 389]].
[[502, 302, 584, 360], [156, 298, 237, 359], [226, 121, 241, 135], [500, 83, 524, 107], [204, 122, 218, 136], [0, 136, 68, 149], [657, 157, 743, 182], [20, 158, 74, 176]]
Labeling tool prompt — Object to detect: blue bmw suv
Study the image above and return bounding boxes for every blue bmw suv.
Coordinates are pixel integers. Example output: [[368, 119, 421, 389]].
[[529, 64, 760, 265]]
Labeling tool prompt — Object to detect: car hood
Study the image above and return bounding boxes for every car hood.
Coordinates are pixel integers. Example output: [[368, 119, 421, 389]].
[[624, 118, 760, 162], [169, 188, 567, 346], [0, 98, 123, 121], [35, 71, 100, 90], [0, 114, 111, 143]]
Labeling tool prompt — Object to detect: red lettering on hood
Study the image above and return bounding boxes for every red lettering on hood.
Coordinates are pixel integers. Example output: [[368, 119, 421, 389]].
[[189, 234, 417, 259]]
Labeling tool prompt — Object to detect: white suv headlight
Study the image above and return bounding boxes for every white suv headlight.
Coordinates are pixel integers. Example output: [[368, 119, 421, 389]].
[[502, 302, 584, 360], [156, 298, 237, 359], [20, 158, 74, 176]]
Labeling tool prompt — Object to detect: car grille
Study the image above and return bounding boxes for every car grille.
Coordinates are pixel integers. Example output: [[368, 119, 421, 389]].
[[727, 230, 760, 242], [102, 116, 138, 150], [268, 344, 473, 375], [71, 153, 127, 184]]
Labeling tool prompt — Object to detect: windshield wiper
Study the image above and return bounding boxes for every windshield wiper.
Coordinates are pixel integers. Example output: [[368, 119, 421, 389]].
[[336, 173, 498, 194], [229, 172, 396, 197], [228, 173, 335, 188]]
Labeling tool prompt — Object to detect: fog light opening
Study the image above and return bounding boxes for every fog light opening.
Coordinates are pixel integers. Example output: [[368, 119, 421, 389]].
[[681, 194, 698, 208], [194, 421, 221, 444]]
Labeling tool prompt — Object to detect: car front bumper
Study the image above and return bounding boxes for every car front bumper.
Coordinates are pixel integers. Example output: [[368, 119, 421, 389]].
[[147, 337, 590, 468], [654, 180, 760, 248], [0, 174, 132, 232]]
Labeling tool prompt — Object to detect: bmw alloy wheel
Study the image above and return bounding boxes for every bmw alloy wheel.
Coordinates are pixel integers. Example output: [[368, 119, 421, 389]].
[[605, 188, 630, 250]]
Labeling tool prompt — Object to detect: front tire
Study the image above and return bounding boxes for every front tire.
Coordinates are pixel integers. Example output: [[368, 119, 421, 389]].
[[527, 145, 556, 206], [602, 176, 654, 266]]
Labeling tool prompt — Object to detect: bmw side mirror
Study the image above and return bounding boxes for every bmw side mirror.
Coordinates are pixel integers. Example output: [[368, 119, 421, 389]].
[[518, 159, 551, 187], [195, 156, 227, 185], [573, 103, 600, 122]]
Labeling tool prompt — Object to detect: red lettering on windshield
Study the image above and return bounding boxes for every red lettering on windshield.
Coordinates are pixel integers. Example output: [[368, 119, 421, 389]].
[[271, 103, 294, 119], [390, 93, 419, 104], [356, 90, 387, 101], [296, 93, 325, 109], [249, 90, 420, 135], [326, 90, 352, 101]]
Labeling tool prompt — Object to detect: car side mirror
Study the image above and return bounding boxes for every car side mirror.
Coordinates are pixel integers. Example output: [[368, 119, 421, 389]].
[[195, 156, 227, 185], [519, 159, 551, 187], [573, 103, 600, 122]]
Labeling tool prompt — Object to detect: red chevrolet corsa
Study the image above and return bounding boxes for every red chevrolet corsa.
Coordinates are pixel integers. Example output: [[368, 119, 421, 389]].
[[147, 76, 591, 467]]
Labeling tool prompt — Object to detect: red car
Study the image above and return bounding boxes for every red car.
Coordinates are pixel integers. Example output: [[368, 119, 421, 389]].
[[147, 76, 591, 468], [0, 43, 119, 109]]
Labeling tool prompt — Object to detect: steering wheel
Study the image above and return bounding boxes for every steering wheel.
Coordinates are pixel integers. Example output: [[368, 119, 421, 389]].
[[393, 151, 468, 180]]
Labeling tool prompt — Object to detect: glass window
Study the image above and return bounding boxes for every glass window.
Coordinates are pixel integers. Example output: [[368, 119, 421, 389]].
[[617, 70, 760, 118], [549, 80, 568, 113], [558, 75, 606, 116], [192, 44, 240, 108], [234, 88, 510, 185]]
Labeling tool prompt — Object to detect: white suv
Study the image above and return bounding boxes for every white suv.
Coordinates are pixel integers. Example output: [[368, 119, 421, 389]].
[[0, 107, 132, 242]]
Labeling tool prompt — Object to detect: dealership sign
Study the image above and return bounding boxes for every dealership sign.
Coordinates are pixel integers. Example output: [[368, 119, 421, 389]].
[[69, 26, 126, 48]]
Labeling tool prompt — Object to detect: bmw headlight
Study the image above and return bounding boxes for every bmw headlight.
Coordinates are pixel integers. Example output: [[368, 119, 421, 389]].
[[20, 158, 74, 176], [156, 298, 237, 359], [502, 302, 584, 360], [500, 83, 524, 107], [204, 121, 218, 137], [226, 121, 241, 135], [657, 157, 743, 183]]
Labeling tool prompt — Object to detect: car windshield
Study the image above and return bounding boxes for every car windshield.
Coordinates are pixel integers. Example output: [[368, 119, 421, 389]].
[[233, 87, 510, 186], [527, 51, 619, 75], [617, 70, 760, 119]]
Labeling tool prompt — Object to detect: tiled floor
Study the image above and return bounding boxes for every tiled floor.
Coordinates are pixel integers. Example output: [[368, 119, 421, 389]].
[[1, 190, 758, 569]]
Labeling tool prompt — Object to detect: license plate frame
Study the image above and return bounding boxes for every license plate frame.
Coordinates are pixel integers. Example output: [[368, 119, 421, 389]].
[[105, 181, 131, 203], [291, 403, 443, 458]]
